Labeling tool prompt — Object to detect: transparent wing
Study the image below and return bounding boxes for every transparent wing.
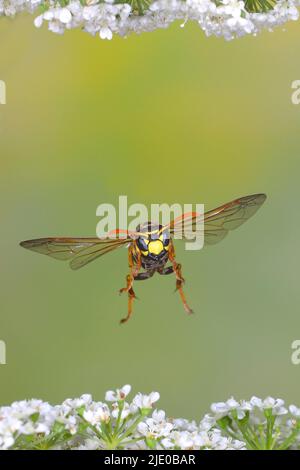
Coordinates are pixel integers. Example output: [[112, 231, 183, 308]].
[[168, 193, 266, 245], [20, 236, 132, 270]]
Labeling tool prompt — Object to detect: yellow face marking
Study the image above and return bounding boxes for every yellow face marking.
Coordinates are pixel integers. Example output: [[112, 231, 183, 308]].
[[148, 240, 164, 255]]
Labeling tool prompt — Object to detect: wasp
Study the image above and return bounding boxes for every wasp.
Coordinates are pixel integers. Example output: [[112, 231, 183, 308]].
[[20, 193, 266, 323]]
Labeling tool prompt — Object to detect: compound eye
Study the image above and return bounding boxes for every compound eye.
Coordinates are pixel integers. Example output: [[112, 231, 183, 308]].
[[137, 237, 148, 251]]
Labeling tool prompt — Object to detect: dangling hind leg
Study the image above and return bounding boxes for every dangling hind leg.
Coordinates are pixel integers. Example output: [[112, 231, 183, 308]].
[[119, 245, 141, 324], [119, 275, 137, 324], [168, 240, 193, 315]]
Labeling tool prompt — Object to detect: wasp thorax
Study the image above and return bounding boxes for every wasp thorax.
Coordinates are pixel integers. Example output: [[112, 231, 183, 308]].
[[136, 222, 170, 257]]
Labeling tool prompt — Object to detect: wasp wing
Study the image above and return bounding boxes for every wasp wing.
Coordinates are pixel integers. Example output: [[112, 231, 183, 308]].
[[167, 193, 266, 245], [20, 236, 132, 270]]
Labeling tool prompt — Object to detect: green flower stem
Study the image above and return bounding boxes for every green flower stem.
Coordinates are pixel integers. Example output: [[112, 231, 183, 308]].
[[231, 417, 260, 450], [216, 416, 243, 442], [78, 414, 106, 442], [244, 0, 276, 12], [265, 414, 276, 450], [113, 401, 125, 438], [269, 427, 281, 450], [100, 421, 114, 444], [246, 424, 265, 450], [121, 436, 145, 446], [278, 429, 300, 450], [118, 414, 146, 441], [113, 412, 134, 438], [256, 424, 266, 449], [221, 425, 243, 443]]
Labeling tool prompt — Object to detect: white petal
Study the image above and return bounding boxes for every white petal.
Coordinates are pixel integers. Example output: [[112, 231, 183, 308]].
[[34, 15, 43, 28], [59, 8, 72, 24], [150, 392, 160, 404], [99, 27, 113, 40], [289, 405, 300, 417], [121, 384, 131, 398], [250, 396, 263, 408]]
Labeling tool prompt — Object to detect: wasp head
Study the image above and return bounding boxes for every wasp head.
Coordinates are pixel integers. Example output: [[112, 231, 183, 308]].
[[136, 222, 170, 259]]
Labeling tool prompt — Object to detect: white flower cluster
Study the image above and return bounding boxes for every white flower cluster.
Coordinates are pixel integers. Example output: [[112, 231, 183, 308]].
[[0, 0, 299, 40], [0, 0, 40, 16], [211, 395, 289, 419], [1, 386, 300, 450], [209, 395, 300, 449]]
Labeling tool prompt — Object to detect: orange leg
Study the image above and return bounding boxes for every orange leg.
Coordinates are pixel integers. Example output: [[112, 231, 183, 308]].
[[119, 244, 141, 324], [168, 240, 193, 314]]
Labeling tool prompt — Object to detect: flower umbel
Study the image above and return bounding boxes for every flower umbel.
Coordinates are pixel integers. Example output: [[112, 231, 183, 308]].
[[0, 0, 299, 40], [209, 395, 300, 450], [1, 388, 300, 450]]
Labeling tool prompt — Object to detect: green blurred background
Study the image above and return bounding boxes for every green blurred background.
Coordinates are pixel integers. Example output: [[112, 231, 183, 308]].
[[1, 13, 300, 420]]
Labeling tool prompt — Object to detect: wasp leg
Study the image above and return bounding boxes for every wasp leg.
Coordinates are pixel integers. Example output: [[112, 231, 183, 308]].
[[134, 270, 155, 281], [119, 244, 141, 324], [168, 240, 193, 314], [157, 266, 174, 276]]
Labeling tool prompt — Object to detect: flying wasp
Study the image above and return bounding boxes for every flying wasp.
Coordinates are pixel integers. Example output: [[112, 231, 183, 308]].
[[20, 193, 266, 323]]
